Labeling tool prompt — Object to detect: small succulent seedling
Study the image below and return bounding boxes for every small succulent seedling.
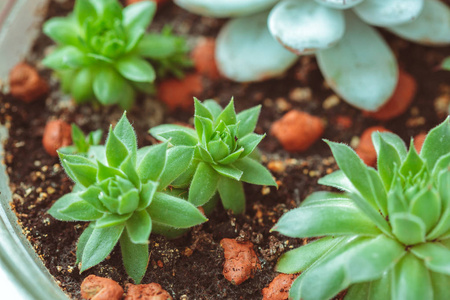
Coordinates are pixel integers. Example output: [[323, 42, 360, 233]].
[[273, 117, 450, 300], [48, 113, 206, 283], [59, 124, 103, 154], [43, 0, 190, 108], [150, 98, 277, 214]]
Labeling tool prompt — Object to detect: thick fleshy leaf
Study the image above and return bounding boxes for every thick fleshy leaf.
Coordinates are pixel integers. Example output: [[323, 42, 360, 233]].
[[430, 271, 450, 300], [139, 180, 158, 210], [211, 164, 243, 181], [174, 0, 279, 17], [216, 12, 297, 82], [123, 1, 155, 32], [48, 193, 84, 221], [76, 223, 95, 265], [421, 116, 450, 171], [215, 99, 237, 125], [269, 0, 345, 55], [317, 12, 398, 111], [148, 192, 207, 228], [43, 17, 81, 46], [232, 157, 277, 186], [273, 200, 380, 238], [399, 143, 424, 178], [373, 132, 402, 190], [432, 153, 450, 178], [318, 170, 357, 193], [217, 148, 244, 165], [97, 160, 124, 182], [119, 156, 140, 189], [105, 129, 129, 168], [354, 0, 424, 26], [236, 105, 261, 138], [301, 191, 350, 207], [113, 113, 137, 159], [276, 236, 346, 274], [115, 56, 155, 83], [80, 186, 107, 212], [387, 0, 450, 45], [137, 142, 168, 183], [217, 177, 245, 214], [411, 243, 450, 275], [313, 0, 364, 9], [188, 162, 219, 206], [71, 67, 95, 103], [158, 146, 195, 190], [150, 124, 197, 145], [120, 231, 149, 284], [344, 273, 391, 300], [170, 160, 198, 188], [409, 188, 441, 232], [428, 171, 450, 240], [391, 213, 426, 245], [391, 253, 433, 300], [96, 213, 132, 228], [80, 224, 125, 272], [59, 153, 98, 187], [126, 210, 152, 244], [93, 67, 135, 107], [43, 46, 91, 70], [374, 132, 408, 161], [238, 133, 264, 158], [74, 0, 96, 25]]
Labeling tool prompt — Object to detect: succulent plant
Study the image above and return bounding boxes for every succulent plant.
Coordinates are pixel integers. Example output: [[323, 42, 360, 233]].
[[59, 124, 103, 154], [272, 117, 450, 300], [43, 0, 190, 108], [48, 113, 206, 283], [150, 98, 277, 214], [174, 0, 450, 111]]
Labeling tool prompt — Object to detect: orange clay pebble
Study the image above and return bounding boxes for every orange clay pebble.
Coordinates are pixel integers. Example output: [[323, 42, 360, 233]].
[[355, 126, 390, 167], [42, 120, 72, 157], [81, 275, 123, 300], [414, 133, 427, 153], [126, 0, 170, 6], [334, 115, 353, 129], [262, 274, 298, 300], [124, 283, 173, 300], [157, 73, 203, 111], [191, 38, 221, 79], [270, 110, 324, 152], [220, 238, 261, 285], [9, 62, 49, 102], [363, 70, 417, 121]]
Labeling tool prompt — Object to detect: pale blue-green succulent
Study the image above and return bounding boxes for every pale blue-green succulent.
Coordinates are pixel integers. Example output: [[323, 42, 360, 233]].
[[174, 0, 450, 111], [48, 113, 206, 283], [272, 117, 450, 300]]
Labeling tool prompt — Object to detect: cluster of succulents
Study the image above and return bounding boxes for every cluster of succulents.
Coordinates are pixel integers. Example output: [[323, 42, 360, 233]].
[[48, 113, 207, 283], [43, 0, 190, 108], [174, 0, 450, 111], [273, 117, 450, 300], [150, 98, 277, 214], [58, 124, 102, 155], [49, 98, 276, 281]]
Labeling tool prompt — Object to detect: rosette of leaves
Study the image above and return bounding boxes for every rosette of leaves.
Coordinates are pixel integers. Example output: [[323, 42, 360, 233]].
[[48, 113, 206, 283], [272, 117, 450, 300], [174, 0, 450, 111], [43, 0, 190, 108], [59, 124, 103, 154], [150, 98, 277, 214]]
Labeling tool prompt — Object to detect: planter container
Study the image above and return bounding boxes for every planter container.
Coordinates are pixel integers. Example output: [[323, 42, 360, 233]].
[[0, 0, 68, 299]]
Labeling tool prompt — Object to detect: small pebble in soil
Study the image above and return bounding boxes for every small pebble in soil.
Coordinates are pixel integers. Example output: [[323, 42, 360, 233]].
[[42, 119, 72, 157], [262, 274, 298, 300], [9, 62, 49, 102], [191, 37, 221, 79], [220, 238, 261, 286], [124, 282, 173, 300], [363, 69, 417, 121], [80, 275, 123, 300], [355, 126, 390, 167], [270, 110, 324, 152], [157, 73, 203, 111]]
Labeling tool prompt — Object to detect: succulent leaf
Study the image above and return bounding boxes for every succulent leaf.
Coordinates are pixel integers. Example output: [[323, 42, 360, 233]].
[[120, 231, 149, 284], [313, 0, 364, 9], [353, 0, 424, 26]]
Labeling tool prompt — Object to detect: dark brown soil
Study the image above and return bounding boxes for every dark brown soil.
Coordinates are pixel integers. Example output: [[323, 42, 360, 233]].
[[1, 1, 450, 299]]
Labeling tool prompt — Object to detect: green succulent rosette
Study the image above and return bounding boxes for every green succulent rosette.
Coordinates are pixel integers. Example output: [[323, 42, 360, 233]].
[[48, 113, 206, 283], [42, 0, 190, 108], [273, 117, 450, 300], [150, 98, 277, 214], [59, 124, 103, 155]]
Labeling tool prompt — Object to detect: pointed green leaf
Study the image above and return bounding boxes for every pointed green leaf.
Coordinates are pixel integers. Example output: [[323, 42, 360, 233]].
[[170, 160, 198, 189], [194, 98, 213, 120], [137, 142, 168, 183], [48, 193, 84, 221], [43, 17, 80, 46], [345, 274, 391, 300], [105, 128, 129, 168], [118, 189, 139, 215], [391, 213, 426, 245], [59, 200, 102, 221], [148, 192, 207, 228], [71, 124, 87, 152], [158, 146, 194, 190], [113, 113, 137, 159], [115, 56, 155, 83], [74, 0, 96, 25], [93, 67, 134, 107], [387, 179, 408, 216], [80, 224, 124, 272], [232, 157, 276, 186], [123, 0, 155, 34], [215, 98, 237, 126], [120, 230, 149, 284], [76, 223, 95, 265], [392, 253, 433, 300], [150, 124, 198, 145], [139, 180, 158, 210], [409, 187, 441, 232], [301, 191, 351, 207], [120, 156, 140, 189], [430, 271, 450, 300], [203, 100, 223, 119], [236, 105, 261, 138], [217, 177, 245, 214], [126, 210, 152, 244], [318, 170, 357, 193], [97, 160, 124, 182], [188, 162, 219, 206], [80, 186, 107, 212], [373, 131, 408, 161], [211, 164, 243, 181], [421, 117, 450, 171], [238, 133, 264, 158], [217, 148, 244, 165], [375, 133, 402, 190], [400, 142, 425, 177], [411, 243, 450, 275], [432, 153, 450, 178], [59, 152, 98, 187], [208, 139, 230, 161], [95, 213, 132, 228]]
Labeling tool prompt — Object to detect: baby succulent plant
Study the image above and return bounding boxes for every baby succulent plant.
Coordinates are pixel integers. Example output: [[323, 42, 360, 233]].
[[272, 117, 450, 300], [48, 113, 206, 283], [174, 0, 450, 111], [59, 124, 103, 155], [43, 0, 190, 108], [150, 98, 277, 214]]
